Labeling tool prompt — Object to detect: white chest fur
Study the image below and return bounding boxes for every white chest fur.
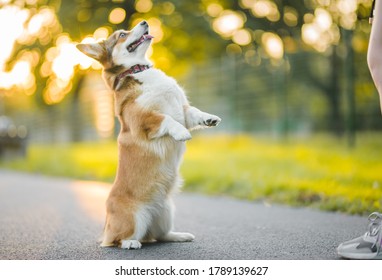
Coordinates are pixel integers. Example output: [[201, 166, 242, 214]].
[[134, 69, 187, 126]]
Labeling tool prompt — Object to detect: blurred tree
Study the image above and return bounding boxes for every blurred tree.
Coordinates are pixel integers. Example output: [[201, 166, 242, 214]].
[[0, 0, 376, 139], [203, 0, 372, 134]]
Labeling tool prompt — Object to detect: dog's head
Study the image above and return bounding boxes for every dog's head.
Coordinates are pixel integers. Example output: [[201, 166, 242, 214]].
[[76, 21, 153, 71]]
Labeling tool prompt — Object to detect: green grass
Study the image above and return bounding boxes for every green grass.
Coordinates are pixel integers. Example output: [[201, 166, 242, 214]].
[[2, 134, 382, 215]]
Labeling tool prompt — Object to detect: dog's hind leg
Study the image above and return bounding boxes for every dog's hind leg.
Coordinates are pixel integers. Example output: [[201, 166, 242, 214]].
[[119, 204, 153, 249], [100, 220, 119, 247], [100, 218, 140, 249], [158, 231, 195, 242], [151, 198, 195, 243], [100, 231, 117, 247], [101, 200, 144, 249]]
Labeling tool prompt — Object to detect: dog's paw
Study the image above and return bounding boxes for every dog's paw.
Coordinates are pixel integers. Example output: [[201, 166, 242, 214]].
[[174, 232, 195, 242], [202, 114, 221, 127], [170, 127, 192, 142], [120, 240, 142, 249], [160, 232, 195, 242]]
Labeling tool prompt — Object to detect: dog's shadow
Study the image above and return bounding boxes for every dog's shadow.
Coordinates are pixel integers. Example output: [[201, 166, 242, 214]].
[[101, 240, 191, 252], [99, 240, 196, 260]]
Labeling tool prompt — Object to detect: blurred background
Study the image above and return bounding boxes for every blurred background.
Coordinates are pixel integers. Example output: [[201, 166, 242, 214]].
[[1, 0, 381, 215]]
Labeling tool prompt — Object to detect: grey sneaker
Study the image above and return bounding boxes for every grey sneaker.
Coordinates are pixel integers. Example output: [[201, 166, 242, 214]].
[[337, 212, 382, 259]]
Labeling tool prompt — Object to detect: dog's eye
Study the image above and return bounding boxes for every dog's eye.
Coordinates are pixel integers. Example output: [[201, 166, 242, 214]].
[[119, 33, 126, 38]]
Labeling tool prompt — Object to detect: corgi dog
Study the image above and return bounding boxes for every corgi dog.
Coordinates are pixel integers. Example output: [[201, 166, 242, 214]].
[[76, 21, 221, 249]]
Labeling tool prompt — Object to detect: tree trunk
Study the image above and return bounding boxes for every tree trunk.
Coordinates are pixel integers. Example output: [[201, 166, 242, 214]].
[[69, 73, 85, 142], [326, 46, 343, 136]]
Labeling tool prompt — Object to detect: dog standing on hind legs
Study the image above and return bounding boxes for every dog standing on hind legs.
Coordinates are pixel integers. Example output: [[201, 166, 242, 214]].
[[76, 21, 221, 249]]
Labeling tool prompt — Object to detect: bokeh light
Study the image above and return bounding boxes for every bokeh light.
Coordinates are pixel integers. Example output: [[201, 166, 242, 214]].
[[315, 8, 332, 31], [160, 2, 175, 15], [206, 3, 223, 17], [302, 24, 319, 46], [301, 6, 340, 52], [147, 17, 164, 43], [0, 5, 29, 70], [232, 29, 252, 46], [283, 7, 298, 27], [212, 10, 245, 37], [0, 0, 374, 107], [135, 0, 153, 13], [93, 27, 110, 40], [262, 32, 284, 60], [251, 0, 280, 22], [108, 7, 126, 24]]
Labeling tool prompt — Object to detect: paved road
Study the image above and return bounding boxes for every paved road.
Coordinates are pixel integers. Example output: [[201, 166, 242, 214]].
[[0, 170, 367, 260]]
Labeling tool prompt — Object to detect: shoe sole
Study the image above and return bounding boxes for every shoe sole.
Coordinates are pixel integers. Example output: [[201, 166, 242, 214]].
[[337, 248, 382, 260]]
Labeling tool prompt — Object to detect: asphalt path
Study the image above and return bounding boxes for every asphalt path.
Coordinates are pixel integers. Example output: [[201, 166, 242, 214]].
[[0, 169, 367, 260]]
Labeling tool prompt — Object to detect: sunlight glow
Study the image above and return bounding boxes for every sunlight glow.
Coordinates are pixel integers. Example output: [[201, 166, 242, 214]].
[[0, 60, 34, 91], [301, 7, 339, 52], [147, 17, 164, 43], [11, 61, 31, 85], [108, 7, 126, 24], [135, 0, 153, 14], [251, 0, 280, 21], [283, 7, 298, 27], [252, 1, 271, 17], [240, 0, 256, 9], [27, 13, 44, 35], [315, 8, 332, 31], [302, 24, 320, 45], [41, 34, 104, 104], [262, 32, 284, 60], [95, 89, 115, 138], [0, 5, 60, 92], [161, 2, 175, 15], [212, 10, 245, 37], [93, 27, 109, 40], [336, 0, 357, 14], [0, 6, 29, 70], [207, 3, 223, 17], [337, 0, 358, 29], [78, 37, 100, 69], [232, 29, 252, 46], [52, 44, 76, 81], [71, 181, 110, 223]]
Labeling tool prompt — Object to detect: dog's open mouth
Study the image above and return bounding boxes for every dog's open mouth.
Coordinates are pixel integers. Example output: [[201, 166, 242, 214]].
[[127, 32, 154, 52]]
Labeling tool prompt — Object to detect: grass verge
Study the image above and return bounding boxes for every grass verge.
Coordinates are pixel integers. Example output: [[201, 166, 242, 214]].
[[1, 134, 382, 215]]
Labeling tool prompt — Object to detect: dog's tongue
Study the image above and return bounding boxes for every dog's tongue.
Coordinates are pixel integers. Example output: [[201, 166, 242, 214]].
[[142, 34, 154, 40]]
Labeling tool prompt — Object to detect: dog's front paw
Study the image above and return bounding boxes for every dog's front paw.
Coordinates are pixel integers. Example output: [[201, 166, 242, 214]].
[[170, 127, 192, 141], [120, 240, 142, 249], [202, 114, 221, 127]]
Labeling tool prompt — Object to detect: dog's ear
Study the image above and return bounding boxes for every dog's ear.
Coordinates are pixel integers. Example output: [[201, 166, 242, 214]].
[[76, 42, 105, 62]]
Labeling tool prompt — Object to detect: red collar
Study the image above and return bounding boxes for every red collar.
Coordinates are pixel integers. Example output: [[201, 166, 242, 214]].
[[114, 64, 151, 89], [117, 64, 151, 79]]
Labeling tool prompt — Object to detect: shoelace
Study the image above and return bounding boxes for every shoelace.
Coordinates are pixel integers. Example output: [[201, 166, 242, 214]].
[[366, 212, 382, 253]]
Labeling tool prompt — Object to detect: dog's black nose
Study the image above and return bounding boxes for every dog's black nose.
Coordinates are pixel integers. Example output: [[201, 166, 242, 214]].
[[140, 21, 148, 26]]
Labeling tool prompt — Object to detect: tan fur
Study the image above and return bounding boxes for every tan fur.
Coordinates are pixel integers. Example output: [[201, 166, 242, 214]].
[[101, 77, 167, 247], [102, 142, 161, 246], [77, 21, 220, 248], [80, 34, 169, 246]]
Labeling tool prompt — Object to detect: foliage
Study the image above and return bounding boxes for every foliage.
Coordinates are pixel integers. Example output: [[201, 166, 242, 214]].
[[0, 1, 375, 103], [2, 134, 382, 215], [0, 0, 379, 140], [182, 134, 382, 215]]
